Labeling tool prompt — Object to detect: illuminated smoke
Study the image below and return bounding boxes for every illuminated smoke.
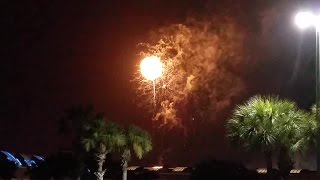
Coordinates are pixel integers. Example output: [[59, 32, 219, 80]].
[[134, 16, 249, 132], [132, 0, 313, 166], [133, 0, 301, 133]]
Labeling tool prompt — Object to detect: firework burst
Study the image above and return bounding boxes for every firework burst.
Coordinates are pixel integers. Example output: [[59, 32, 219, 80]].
[[133, 18, 249, 133]]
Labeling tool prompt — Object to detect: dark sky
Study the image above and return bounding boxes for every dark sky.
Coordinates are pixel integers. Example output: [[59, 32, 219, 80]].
[[0, 0, 198, 155], [0, 0, 319, 166]]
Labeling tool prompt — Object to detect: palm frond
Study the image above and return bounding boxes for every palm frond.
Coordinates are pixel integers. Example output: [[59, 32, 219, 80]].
[[124, 125, 152, 159], [80, 118, 126, 154], [226, 95, 307, 155]]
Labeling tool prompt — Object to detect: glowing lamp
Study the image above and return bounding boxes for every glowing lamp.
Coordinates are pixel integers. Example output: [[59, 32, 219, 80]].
[[295, 11, 315, 29], [140, 56, 163, 81]]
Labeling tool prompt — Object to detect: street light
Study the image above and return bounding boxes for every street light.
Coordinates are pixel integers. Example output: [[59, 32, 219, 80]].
[[295, 12, 315, 29], [140, 56, 163, 106], [295, 11, 320, 170]]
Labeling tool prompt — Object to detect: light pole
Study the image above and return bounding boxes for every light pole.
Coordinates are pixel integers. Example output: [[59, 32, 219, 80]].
[[140, 56, 163, 106], [295, 11, 320, 170]]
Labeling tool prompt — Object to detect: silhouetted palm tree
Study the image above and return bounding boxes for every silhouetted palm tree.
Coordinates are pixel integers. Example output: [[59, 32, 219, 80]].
[[0, 160, 17, 180], [293, 104, 320, 169], [121, 125, 152, 180], [81, 118, 125, 180], [27, 152, 82, 179], [60, 105, 99, 178]]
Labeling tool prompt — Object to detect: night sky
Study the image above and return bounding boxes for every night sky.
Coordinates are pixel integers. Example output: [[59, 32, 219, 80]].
[[1, 0, 319, 166]]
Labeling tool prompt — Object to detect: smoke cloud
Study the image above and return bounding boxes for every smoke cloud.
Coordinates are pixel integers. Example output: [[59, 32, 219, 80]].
[[134, 0, 316, 165]]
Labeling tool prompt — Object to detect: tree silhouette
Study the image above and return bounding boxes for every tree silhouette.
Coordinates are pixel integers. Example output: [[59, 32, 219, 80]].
[[27, 152, 82, 179], [121, 125, 152, 180], [0, 159, 17, 180], [81, 118, 125, 180]]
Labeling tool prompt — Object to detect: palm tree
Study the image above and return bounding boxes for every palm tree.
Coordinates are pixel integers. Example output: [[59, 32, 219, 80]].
[[293, 105, 320, 168], [273, 108, 308, 177], [121, 125, 152, 180], [60, 105, 98, 179], [81, 118, 125, 180], [61, 105, 99, 139], [226, 95, 305, 177], [0, 160, 17, 180]]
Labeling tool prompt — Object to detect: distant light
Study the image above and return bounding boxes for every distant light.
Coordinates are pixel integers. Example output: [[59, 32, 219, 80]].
[[290, 169, 302, 174], [256, 168, 268, 174], [34, 155, 45, 161], [144, 166, 163, 171], [170, 167, 188, 172], [295, 12, 315, 29], [140, 56, 163, 81], [152, 166, 163, 170], [127, 166, 140, 171], [1, 151, 23, 167], [25, 159, 36, 167]]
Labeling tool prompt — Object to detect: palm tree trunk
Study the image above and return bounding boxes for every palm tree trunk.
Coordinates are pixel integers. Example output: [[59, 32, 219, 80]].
[[277, 146, 293, 178], [94, 152, 106, 180], [122, 150, 131, 180], [122, 160, 128, 180], [264, 151, 273, 179]]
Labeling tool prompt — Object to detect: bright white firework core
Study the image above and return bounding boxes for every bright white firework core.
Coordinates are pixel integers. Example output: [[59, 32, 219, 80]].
[[140, 56, 163, 81]]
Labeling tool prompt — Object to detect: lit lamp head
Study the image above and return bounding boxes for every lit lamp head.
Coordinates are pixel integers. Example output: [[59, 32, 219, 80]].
[[140, 56, 163, 81], [294, 11, 320, 29]]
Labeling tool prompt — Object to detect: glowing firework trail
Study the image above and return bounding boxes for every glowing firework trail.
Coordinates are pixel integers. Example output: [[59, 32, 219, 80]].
[[153, 80, 156, 107], [140, 56, 163, 106]]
